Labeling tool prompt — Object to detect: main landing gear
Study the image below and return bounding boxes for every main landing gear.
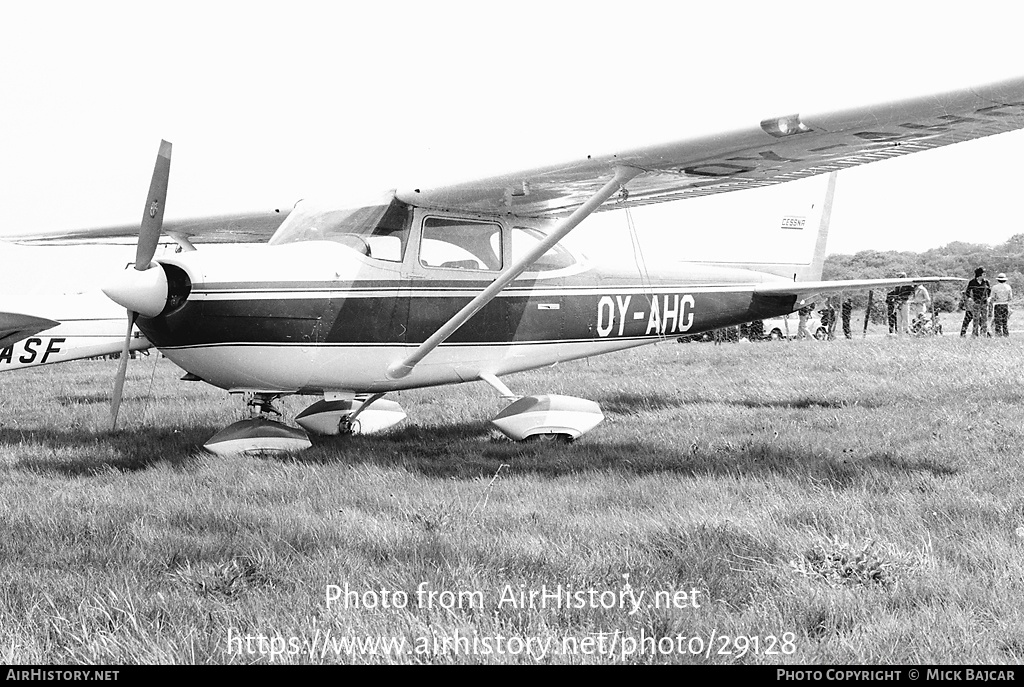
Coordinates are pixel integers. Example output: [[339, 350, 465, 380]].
[[479, 373, 605, 442], [294, 394, 407, 436], [489, 394, 605, 442], [202, 393, 409, 456]]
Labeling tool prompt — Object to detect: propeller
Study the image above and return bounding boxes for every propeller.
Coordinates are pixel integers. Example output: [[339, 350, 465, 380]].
[[106, 140, 172, 430]]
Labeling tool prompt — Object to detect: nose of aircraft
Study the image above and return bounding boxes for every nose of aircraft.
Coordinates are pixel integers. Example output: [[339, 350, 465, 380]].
[[102, 265, 168, 317]]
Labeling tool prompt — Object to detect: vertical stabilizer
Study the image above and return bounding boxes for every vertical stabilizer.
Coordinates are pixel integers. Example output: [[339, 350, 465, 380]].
[[797, 171, 837, 281], [676, 171, 839, 281]]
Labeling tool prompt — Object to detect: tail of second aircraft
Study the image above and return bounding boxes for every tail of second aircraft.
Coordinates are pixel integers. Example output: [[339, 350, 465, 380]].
[[0, 292, 150, 371]]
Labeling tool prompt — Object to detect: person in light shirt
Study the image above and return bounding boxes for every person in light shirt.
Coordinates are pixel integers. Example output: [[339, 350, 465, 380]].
[[797, 304, 814, 340], [991, 273, 1013, 337], [909, 282, 933, 335], [911, 282, 931, 319]]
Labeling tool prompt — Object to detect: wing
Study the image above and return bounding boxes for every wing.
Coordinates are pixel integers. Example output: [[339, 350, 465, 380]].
[[398, 76, 1024, 218], [9, 209, 289, 245], [9, 76, 1024, 243]]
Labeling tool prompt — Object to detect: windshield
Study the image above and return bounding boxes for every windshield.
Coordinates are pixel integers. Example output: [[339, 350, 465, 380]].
[[269, 193, 412, 262], [512, 226, 576, 271]]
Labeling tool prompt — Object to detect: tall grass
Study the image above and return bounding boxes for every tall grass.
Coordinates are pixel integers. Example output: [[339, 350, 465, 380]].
[[1, 336, 1023, 664]]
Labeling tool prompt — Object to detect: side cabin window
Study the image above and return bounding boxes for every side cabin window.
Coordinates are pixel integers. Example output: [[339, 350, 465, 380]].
[[511, 226, 576, 271], [420, 217, 503, 271]]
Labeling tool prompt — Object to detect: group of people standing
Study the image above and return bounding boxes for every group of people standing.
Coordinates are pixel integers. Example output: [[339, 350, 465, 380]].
[[796, 297, 851, 340], [885, 273, 934, 336], [961, 266, 1013, 337], [784, 267, 1015, 342]]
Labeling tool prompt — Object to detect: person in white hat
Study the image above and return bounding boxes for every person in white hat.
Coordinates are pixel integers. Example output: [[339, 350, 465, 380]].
[[991, 273, 1013, 337]]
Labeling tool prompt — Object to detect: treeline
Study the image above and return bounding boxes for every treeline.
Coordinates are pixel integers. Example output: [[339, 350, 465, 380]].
[[822, 233, 1024, 312]]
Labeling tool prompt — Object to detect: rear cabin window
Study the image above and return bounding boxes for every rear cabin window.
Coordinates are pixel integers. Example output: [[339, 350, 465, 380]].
[[420, 218, 503, 271]]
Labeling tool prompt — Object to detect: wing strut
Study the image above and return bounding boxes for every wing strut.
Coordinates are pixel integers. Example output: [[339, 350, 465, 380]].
[[387, 165, 642, 380]]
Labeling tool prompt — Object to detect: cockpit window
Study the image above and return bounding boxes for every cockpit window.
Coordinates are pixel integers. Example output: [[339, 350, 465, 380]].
[[511, 226, 576, 271], [268, 193, 412, 262], [420, 217, 503, 271]]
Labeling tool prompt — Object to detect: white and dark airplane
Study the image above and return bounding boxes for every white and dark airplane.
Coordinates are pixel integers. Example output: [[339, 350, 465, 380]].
[[12, 76, 1024, 454]]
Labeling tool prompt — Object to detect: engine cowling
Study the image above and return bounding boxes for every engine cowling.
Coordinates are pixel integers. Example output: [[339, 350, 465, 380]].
[[102, 262, 191, 317]]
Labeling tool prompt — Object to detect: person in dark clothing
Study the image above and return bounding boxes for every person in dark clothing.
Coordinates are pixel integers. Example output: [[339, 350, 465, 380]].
[[841, 297, 853, 339], [747, 319, 764, 340], [822, 296, 838, 340], [961, 267, 992, 337], [885, 289, 898, 334], [819, 302, 835, 340]]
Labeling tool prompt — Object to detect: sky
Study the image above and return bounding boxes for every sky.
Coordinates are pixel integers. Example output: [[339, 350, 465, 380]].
[[2, 1, 1024, 292]]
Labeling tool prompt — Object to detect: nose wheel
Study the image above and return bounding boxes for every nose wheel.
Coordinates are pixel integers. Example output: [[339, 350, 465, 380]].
[[247, 393, 283, 418], [203, 392, 311, 457]]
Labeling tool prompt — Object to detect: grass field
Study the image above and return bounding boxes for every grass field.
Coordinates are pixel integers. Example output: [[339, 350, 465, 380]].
[[2, 333, 1024, 664]]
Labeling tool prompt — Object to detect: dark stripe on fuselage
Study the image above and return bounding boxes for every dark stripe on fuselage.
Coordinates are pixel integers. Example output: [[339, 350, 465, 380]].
[[195, 276, 778, 294], [138, 287, 798, 348]]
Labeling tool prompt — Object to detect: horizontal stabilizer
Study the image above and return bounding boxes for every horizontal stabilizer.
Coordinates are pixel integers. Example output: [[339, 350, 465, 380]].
[[753, 277, 965, 309], [0, 312, 60, 348]]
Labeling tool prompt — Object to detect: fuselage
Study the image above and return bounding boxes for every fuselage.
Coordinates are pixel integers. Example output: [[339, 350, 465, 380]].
[[132, 200, 802, 395]]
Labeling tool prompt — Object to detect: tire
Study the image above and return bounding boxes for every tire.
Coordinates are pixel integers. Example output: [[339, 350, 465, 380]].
[[526, 432, 573, 444], [769, 329, 783, 340], [814, 327, 827, 340]]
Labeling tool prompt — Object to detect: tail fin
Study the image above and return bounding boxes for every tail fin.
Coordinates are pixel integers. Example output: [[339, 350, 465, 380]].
[[686, 171, 838, 282], [797, 171, 837, 282]]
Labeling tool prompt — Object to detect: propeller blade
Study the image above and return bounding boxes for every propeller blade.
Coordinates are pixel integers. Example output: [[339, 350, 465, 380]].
[[110, 310, 138, 430], [111, 139, 172, 430], [136, 140, 172, 269]]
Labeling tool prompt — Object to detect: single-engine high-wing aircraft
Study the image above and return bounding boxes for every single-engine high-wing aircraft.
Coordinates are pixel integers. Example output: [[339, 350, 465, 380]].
[[12, 76, 1024, 455]]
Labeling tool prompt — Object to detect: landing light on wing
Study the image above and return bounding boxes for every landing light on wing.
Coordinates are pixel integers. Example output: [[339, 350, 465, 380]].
[[761, 114, 811, 137]]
